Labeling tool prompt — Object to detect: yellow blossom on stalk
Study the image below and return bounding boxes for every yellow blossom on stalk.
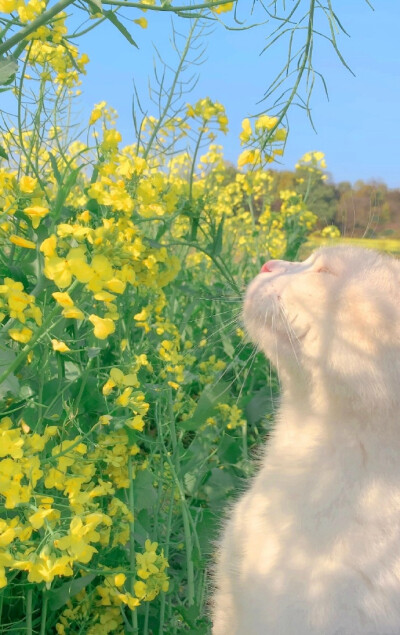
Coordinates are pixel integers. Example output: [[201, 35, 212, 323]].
[[101, 129, 122, 151], [114, 573, 126, 587], [19, 175, 38, 193], [134, 580, 147, 599], [0, 0, 18, 12], [28, 507, 60, 529], [40, 234, 57, 257], [51, 339, 70, 353], [237, 148, 261, 168], [9, 327, 33, 343], [89, 314, 115, 339], [126, 415, 145, 431], [116, 387, 132, 407], [17, 0, 45, 23], [239, 118, 252, 144], [213, 1, 234, 13], [23, 205, 49, 229], [89, 108, 102, 125], [0, 426, 24, 458], [255, 114, 278, 131], [13, 548, 74, 583], [62, 306, 84, 319], [0, 551, 14, 588], [117, 593, 140, 610], [10, 235, 35, 249], [44, 247, 93, 288], [134, 17, 147, 28], [52, 291, 74, 307], [0, 522, 16, 547]]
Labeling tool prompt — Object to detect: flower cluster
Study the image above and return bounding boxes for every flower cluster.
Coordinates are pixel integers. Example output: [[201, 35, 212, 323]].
[[0, 44, 322, 627]]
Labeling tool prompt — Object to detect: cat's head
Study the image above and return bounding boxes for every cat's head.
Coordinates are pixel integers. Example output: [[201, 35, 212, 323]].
[[244, 246, 400, 407]]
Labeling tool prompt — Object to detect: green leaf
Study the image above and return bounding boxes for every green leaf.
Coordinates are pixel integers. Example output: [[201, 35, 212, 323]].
[[0, 145, 8, 160], [213, 214, 225, 256], [0, 347, 19, 400], [46, 574, 96, 611], [0, 57, 18, 86], [245, 387, 275, 426], [179, 381, 229, 431], [134, 468, 157, 511], [203, 467, 236, 503], [104, 11, 138, 48], [221, 332, 235, 358], [48, 152, 62, 185]]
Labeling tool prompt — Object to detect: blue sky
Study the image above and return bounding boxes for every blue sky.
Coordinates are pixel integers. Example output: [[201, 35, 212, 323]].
[[77, 1, 399, 187]]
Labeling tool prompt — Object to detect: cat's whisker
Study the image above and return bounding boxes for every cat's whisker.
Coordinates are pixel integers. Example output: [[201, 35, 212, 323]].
[[235, 344, 259, 405], [279, 305, 305, 372]]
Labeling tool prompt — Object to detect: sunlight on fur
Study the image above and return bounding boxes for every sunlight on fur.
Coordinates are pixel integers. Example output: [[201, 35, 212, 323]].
[[212, 246, 400, 635]]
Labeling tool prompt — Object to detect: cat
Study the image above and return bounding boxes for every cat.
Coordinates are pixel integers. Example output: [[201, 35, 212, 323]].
[[212, 246, 400, 635]]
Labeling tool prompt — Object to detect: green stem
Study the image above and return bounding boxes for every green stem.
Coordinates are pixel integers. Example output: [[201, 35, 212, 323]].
[[242, 419, 248, 462], [260, 0, 316, 154], [128, 456, 139, 634], [160, 240, 241, 294], [143, 601, 150, 635], [158, 493, 174, 635], [156, 405, 195, 606], [103, 0, 235, 11], [39, 593, 48, 635], [188, 127, 204, 205], [143, 17, 199, 160], [26, 588, 33, 635]]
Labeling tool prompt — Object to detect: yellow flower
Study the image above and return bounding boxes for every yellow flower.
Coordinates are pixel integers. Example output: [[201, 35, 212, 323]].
[[9, 327, 33, 343], [89, 314, 115, 339], [239, 118, 252, 144], [23, 206, 49, 229], [116, 593, 140, 610], [28, 508, 59, 529], [52, 291, 74, 307], [44, 247, 93, 288], [62, 306, 84, 319], [255, 114, 278, 131], [105, 278, 126, 294], [114, 573, 126, 587], [51, 339, 70, 353], [116, 387, 132, 407], [40, 234, 57, 257], [213, 1, 233, 13], [237, 148, 261, 168], [134, 17, 147, 28], [89, 108, 102, 125], [98, 415, 112, 425], [0, 0, 18, 12], [134, 580, 147, 599], [10, 235, 36, 249], [126, 415, 145, 431], [19, 175, 38, 193]]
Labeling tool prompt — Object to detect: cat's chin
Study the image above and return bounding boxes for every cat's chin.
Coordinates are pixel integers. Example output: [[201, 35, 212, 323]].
[[253, 324, 310, 367]]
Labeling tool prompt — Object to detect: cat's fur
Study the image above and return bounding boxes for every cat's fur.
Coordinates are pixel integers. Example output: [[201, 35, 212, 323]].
[[212, 246, 400, 635]]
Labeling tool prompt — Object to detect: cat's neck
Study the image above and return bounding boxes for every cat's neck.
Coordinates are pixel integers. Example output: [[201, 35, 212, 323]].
[[279, 367, 399, 425]]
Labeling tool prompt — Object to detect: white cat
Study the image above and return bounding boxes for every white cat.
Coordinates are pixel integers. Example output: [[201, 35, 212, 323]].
[[212, 246, 400, 635]]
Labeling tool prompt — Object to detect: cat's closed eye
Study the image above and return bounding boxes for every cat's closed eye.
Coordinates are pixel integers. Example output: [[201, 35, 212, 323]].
[[315, 265, 333, 274]]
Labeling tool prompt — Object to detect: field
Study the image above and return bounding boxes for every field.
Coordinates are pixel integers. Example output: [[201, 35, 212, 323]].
[[0, 5, 395, 633], [0, 85, 328, 632]]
